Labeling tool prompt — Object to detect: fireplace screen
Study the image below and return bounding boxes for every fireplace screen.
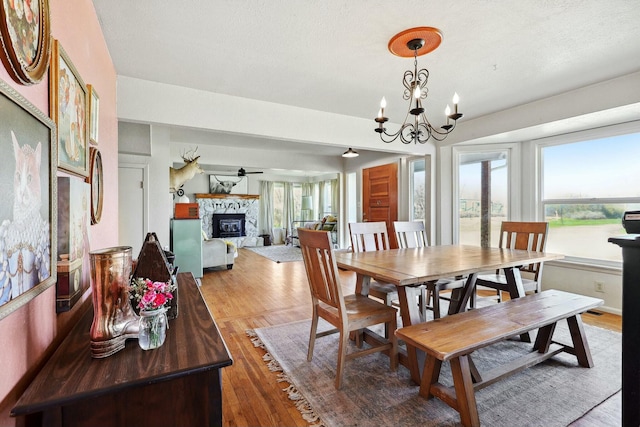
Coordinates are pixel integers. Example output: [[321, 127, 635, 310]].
[[212, 214, 246, 238]]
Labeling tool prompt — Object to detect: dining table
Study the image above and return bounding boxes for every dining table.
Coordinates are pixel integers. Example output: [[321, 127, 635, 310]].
[[334, 244, 564, 384]]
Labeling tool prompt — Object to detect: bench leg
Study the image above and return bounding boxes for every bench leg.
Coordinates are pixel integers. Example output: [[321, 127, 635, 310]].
[[451, 355, 480, 427], [419, 355, 442, 399], [567, 314, 594, 368], [533, 322, 557, 353]]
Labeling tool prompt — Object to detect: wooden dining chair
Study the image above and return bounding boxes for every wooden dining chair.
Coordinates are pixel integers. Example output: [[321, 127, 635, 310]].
[[348, 222, 398, 305], [298, 228, 398, 389], [393, 221, 470, 319], [476, 221, 549, 302]]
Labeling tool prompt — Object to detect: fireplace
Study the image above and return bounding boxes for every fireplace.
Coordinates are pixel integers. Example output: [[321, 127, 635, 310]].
[[212, 213, 246, 238]]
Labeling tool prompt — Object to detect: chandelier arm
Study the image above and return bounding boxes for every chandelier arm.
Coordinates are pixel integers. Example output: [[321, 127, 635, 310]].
[[416, 69, 429, 99], [402, 70, 414, 100]]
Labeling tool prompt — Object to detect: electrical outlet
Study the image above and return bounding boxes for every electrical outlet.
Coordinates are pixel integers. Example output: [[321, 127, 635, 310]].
[[594, 281, 605, 293]]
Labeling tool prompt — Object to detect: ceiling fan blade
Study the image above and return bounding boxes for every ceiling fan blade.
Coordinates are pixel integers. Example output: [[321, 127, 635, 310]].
[[238, 167, 263, 176]]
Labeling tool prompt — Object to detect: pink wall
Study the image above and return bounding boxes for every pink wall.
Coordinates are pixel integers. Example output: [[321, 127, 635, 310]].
[[0, 1, 118, 424]]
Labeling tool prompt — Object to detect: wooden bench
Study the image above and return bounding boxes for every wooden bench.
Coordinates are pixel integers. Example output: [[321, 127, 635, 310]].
[[395, 290, 604, 427]]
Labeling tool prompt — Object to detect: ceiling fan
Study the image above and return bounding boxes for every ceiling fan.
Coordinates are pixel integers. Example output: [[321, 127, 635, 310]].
[[237, 167, 263, 177]]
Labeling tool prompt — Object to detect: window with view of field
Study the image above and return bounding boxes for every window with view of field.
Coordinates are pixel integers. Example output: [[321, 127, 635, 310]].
[[458, 151, 509, 247], [541, 132, 640, 263]]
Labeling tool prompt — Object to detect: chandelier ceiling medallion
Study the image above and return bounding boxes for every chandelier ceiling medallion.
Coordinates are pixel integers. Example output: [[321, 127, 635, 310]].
[[375, 27, 463, 144]]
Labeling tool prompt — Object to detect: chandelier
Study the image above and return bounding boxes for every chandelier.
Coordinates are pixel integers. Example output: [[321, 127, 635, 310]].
[[374, 27, 463, 144]]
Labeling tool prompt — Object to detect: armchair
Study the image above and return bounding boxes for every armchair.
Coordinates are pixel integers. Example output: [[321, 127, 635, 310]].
[[202, 233, 236, 270]]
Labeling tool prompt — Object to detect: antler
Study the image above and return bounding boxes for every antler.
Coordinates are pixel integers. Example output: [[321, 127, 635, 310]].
[[181, 146, 199, 162]]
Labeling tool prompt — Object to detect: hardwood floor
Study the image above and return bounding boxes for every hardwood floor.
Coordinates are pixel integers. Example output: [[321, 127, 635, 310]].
[[199, 248, 622, 427]]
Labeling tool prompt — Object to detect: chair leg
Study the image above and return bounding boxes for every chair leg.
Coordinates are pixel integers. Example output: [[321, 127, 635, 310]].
[[432, 286, 442, 319], [307, 312, 319, 361], [389, 315, 398, 371], [418, 286, 427, 320], [335, 330, 350, 389]]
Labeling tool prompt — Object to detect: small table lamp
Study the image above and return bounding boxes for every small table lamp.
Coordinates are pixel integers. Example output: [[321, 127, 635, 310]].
[[301, 196, 312, 221]]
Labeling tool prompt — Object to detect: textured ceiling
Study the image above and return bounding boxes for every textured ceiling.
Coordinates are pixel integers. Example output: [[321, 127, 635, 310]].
[[93, 0, 640, 156]]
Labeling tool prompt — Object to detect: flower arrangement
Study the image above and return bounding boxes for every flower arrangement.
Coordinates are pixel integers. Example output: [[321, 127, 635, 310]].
[[130, 277, 176, 312], [130, 277, 176, 350]]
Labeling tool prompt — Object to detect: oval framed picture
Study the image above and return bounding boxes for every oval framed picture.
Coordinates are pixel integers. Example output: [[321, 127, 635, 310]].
[[0, 0, 51, 85], [89, 147, 103, 224]]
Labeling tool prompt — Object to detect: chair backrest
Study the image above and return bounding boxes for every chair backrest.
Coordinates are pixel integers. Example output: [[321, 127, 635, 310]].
[[348, 222, 391, 253], [393, 221, 429, 249], [498, 221, 549, 278], [298, 228, 345, 313]]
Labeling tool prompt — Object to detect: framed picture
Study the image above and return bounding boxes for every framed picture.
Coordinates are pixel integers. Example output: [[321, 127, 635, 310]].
[[87, 84, 99, 144], [89, 147, 103, 224], [0, 0, 51, 85], [56, 176, 89, 312], [0, 78, 57, 321], [209, 175, 247, 194], [50, 39, 89, 177]]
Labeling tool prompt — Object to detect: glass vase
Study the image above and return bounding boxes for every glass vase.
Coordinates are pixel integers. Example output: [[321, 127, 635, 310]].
[[138, 308, 168, 350]]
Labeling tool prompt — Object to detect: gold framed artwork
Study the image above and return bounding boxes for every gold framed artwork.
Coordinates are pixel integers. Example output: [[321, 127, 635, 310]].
[[89, 147, 103, 224], [50, 39, 89, 177], [0, 78, 57, 320], [87, 84, 99, 144], [0, 0, 51, 85]]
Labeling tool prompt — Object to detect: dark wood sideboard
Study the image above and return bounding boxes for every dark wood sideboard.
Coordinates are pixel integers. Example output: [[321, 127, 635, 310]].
[[11, 272, 233, 427], [609, 235, 640, 427]]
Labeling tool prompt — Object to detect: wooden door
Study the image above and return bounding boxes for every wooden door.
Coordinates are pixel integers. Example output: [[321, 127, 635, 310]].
[[362, 162, 398, 248]]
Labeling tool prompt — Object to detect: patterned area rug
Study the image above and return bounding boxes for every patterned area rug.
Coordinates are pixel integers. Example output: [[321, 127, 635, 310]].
[[248, 318, 621, 427], [246, 245, 302, 263]]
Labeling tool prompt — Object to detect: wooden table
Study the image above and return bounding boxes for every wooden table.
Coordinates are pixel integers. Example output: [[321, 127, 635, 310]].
[[335, 245, 564, 384], [11, 272, 233, 427]]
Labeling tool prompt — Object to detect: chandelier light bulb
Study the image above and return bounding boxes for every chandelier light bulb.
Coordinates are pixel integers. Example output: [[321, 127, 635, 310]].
[[377, 108, 383, 119], [453, 92, 460, 114], [445, 104, 451, 116], [380, 97, 387, 116], [413, 85, 421, 99]]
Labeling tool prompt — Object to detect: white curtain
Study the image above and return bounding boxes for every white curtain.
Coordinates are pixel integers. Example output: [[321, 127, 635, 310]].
[[302, 182, 314, 219], [259, 181, 273, 236], [330, 178, 339, 216], [283, 182, 296, 236]]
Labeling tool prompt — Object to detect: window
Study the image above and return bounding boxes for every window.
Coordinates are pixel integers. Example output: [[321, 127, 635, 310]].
[[540, 131, 640, 263], [458, 151, 509, 247], [409, 158, 426, 222]]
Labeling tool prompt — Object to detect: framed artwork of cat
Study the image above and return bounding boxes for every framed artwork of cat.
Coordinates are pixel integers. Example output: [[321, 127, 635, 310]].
[[50, 39, 89, 178], [0, 0, 51, 85], [0, 78, 57, 321]]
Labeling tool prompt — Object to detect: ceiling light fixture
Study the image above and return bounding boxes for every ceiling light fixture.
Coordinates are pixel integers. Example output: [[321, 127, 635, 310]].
[[375, 27, 463, 144], [342, 147, 359, 158]]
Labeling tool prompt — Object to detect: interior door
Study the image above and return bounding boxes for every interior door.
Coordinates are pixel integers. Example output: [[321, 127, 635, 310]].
[[118, 165, 146, 257], [362, 162, 399, 248]]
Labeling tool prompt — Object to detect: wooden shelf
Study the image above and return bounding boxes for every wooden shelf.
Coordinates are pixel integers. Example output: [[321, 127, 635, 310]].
[[12, 272, 233, 427]]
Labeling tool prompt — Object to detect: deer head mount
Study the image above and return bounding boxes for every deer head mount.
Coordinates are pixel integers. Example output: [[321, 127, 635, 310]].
[[169, 147, 204, 194]]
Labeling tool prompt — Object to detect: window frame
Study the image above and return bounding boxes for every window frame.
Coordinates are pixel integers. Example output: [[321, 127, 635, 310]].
[[452, 143, 520, 244], [535, 121, 640, 267]]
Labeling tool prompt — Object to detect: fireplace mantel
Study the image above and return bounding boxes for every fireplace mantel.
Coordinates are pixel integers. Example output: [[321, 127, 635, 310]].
[[195, 193, 259, 200]]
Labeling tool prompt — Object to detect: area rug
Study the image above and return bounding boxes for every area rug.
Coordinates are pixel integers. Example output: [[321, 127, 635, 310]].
[[248, 318, 621, 427], [246, 245, 303, 263]]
